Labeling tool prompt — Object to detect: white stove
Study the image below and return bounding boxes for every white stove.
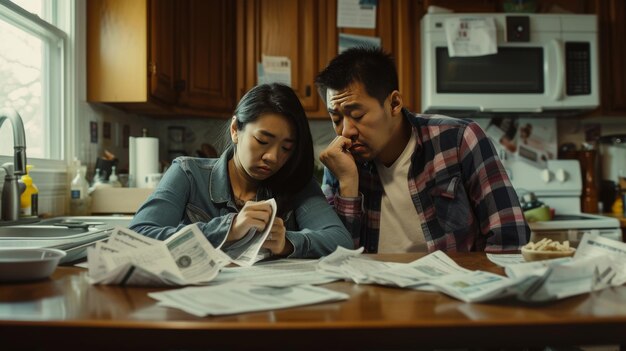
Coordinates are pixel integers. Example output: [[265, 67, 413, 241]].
[[504, 158, 622, 246]]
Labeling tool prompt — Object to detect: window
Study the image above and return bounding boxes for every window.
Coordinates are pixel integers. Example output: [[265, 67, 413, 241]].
[[0, 0, 66, 160]]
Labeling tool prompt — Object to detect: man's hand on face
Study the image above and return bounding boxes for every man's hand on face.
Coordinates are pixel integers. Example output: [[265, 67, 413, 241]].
[[319, 135, 359, 197]]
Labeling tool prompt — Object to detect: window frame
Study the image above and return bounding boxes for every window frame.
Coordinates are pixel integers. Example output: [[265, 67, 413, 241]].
[[0, 0, 71, 171]]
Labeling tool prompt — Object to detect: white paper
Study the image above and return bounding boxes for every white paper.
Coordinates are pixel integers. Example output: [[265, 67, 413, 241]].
[[576, 233, 626, 286], [369, 251, 472, 288], [337, 0, 376, 29], [88, 224, 231, 286], [227, 198, 277, 267], [444, 17, 497, 57], [210, 259, 338, 287], [149, 283, 349, 316], [486, 253, 526, 267], [259, 55, 291, 87]]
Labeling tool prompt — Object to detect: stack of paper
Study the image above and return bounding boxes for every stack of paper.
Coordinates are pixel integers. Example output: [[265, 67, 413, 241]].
[[149, 283, 349, 316]]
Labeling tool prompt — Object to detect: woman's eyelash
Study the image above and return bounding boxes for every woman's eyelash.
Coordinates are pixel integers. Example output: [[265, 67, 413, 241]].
[[255, 137, 268, 145]]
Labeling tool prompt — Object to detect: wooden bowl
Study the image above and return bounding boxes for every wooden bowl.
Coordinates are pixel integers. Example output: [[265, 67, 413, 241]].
[[521, 246, 575, 262]]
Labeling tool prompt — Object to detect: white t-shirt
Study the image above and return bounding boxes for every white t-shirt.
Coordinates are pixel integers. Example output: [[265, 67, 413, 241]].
[[375, 132, 427, 253]]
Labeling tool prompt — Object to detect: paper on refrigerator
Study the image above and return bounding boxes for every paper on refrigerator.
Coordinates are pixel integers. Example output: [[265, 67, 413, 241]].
[[88, 224, 231, 286]]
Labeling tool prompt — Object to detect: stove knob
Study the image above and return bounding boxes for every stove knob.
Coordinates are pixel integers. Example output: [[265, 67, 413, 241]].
[[541, 169, 552, 183], [555, 168, 567, 182]]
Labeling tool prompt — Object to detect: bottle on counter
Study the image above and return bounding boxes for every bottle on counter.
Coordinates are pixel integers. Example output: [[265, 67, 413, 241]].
[[70, 165, 90, 215], [108, 166, 122, 188], [19, 165, 38, 217]]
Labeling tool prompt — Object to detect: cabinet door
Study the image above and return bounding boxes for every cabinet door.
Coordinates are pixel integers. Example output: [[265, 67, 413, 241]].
[[178, 0, 236, 112], [237, 0, 323, 115], [88, 0, 149, 102], [322, 0, 423, 114], [597, 0, 626, 114], [149, 0, 177, 104]]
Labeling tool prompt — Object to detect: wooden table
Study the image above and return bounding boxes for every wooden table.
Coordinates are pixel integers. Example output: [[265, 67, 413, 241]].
[[1, 253, 625, 350]]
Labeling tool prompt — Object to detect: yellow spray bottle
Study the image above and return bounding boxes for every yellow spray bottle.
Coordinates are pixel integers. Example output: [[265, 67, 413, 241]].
[[20, 165, 39, 217]]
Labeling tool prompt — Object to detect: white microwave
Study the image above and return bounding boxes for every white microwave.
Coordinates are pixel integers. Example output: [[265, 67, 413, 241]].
[[421, 13, 599, 115]]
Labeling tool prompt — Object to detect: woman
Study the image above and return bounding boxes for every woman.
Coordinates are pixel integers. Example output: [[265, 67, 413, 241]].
[[129, 83, 353, 258]]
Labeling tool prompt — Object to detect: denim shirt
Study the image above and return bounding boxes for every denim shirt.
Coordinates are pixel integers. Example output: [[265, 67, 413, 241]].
[[129, 149, 353, 258]]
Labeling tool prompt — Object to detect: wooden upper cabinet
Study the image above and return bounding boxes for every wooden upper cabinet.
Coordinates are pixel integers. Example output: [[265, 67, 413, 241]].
[[237, 0, 327, 117], [149, 0, 177, 105], [596, 0, 626, 114], [88, 0, 236, 116], [177, 0, 235, 112], [88, 0, 150, 103], [321, 0, 423, 113]]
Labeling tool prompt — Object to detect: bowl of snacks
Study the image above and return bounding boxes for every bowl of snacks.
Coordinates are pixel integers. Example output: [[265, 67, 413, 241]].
[[521, 238, 576, 262]]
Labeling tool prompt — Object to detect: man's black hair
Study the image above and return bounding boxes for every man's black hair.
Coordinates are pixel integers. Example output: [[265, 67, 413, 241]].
[[315, 46, 399, 106]]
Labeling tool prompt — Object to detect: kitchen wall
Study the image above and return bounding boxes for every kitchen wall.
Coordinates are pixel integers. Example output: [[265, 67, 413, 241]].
[[149, 118, 335, 169], [85, 112, 626, 173]]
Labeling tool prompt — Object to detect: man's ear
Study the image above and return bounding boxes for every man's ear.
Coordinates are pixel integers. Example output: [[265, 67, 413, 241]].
[[389, 90, 403, 115], [230, 116, 238, 143]]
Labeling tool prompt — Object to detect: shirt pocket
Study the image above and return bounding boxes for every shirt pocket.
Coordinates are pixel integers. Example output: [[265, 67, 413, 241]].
[[185, 203, 212, 224], [430, 176, 471, 232]]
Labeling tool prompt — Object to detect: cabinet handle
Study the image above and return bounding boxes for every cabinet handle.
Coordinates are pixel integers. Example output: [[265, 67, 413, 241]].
[[149, 62, 157, 76], [306, 85, 311, 97]]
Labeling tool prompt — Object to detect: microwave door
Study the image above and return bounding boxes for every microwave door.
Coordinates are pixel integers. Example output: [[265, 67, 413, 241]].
[[429, 46, 548, 112]]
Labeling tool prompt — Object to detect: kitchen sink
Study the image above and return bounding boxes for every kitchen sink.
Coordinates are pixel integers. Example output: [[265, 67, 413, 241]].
[[36, 215, 134, 228], [0, 216, 133, 263]]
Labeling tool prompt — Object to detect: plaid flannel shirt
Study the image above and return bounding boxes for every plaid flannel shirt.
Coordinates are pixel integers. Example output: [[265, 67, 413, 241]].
[[322, 110, 530, 253]]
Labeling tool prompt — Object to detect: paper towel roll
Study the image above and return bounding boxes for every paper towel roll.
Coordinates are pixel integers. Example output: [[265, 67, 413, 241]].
[[132, 137, 160, 188]]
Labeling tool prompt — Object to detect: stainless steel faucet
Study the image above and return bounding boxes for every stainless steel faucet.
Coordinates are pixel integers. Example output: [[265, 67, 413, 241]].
[[1, 108, 27, 222]]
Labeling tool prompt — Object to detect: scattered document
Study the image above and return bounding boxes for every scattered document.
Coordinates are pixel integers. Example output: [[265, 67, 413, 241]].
[[445, 17, 497, 57], [88, 224, 231, 286], [149, 283, 349, 316], [486, 253, 525, 267], [210, 259, 339, 287]]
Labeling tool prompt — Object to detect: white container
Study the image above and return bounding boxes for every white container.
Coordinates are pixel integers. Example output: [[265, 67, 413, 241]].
[[70, 166, 90, 215]]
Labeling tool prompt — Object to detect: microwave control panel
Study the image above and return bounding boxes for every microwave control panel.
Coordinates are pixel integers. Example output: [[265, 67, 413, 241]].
[[566, 42, 591, 96]]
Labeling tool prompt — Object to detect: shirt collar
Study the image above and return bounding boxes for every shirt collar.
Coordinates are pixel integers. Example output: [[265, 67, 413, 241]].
[[209, 146, 234, 204]]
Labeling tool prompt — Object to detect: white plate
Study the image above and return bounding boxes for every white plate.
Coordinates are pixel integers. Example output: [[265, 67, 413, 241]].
[[0, 248, 66, 282]]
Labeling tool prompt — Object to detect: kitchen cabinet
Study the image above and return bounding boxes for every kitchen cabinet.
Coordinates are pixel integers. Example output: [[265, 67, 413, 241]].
[[596, 0, 626, 115], [324, 0, 423, 114], [236, 0, 423, 118], [87, 0, 235, 116], [236, 0, 328, 117]]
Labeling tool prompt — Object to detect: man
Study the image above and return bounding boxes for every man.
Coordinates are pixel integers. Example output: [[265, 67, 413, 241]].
[[315, 47, 529, 253]]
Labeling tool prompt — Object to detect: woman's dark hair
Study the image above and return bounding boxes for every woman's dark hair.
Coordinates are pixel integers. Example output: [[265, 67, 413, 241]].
[[231, 83, 314, 209], [315, 46, 398, 106]]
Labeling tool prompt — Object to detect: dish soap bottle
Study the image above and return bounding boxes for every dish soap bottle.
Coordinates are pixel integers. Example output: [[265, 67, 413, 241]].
[[19, 165, 38, 217], [70, 163, 90, 215]]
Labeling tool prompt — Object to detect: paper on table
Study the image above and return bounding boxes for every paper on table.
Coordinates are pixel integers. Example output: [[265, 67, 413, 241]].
[[149, 283, 349, 316], [88, 224, 231, 286], [210, 259, 339, 287], [486, 253, 526, 267]]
